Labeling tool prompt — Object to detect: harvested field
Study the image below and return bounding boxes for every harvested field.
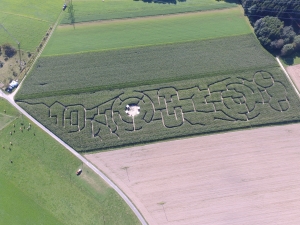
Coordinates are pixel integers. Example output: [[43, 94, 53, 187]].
[[287, 64, 300, 92], [85, 123, 300, 225]]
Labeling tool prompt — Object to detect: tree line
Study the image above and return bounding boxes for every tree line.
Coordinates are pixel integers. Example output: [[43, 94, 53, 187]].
[[240, 0, 300, 57]]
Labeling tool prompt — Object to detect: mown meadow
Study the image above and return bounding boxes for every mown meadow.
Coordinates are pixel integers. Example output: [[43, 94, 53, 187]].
[[0, 99, 140, 224], [44, 7, 250, 56], [0, 0, 62, 52], [61, 0, 238, 24]]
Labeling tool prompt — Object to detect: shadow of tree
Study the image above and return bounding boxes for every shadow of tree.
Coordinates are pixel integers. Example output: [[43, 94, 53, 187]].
[[281, 52, 300, 66], [142, 0, 177, 4], [222, 0, 240, 4], [142, 0, 239, 5]]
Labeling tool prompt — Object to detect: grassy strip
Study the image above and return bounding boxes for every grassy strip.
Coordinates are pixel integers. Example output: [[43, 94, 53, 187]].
[[61, 0, 237, 24], [0, 99, 140, 225], [43, 8, 251, 56], [16, 34, 277, 99], [17, 67, 300, 152]]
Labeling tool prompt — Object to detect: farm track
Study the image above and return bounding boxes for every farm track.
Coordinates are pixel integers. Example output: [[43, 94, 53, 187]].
[[277, 57, 300, 98]]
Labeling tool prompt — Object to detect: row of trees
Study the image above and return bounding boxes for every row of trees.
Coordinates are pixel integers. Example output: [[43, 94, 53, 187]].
[[240, 0, 300, 56], [241, 0, 300, 24], [254, 16, 300, 56]]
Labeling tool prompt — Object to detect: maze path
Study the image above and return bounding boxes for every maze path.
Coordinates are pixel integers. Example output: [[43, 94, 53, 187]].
[[18, 71, 292, 148]]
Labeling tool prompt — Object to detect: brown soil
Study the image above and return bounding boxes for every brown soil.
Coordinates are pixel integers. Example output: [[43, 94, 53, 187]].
[[85, 124, 300, 225], [287, 64, 300, 91]]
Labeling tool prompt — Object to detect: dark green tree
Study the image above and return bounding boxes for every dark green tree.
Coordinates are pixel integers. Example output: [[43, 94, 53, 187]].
[[254, 16, 284, 49], [281, 26, 296, 44], [294, 35, 300, 50], [2, 44, 17, 58], [281, 44, 295, 56], [242, 0, 300, 24]]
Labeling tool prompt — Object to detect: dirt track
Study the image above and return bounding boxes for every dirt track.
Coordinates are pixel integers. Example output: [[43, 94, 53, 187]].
[[86, 124, 300, 225], [287, 64, 300, 92]]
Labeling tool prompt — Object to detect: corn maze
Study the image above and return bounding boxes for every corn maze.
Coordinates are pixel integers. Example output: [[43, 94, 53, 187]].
[[17, 69, 300, 152]]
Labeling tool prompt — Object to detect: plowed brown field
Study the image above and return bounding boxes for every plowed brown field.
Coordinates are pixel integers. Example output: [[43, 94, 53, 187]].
[[85, 124, 300, 225]]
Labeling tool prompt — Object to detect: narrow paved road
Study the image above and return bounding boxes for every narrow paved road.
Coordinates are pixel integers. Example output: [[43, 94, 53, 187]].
[[0, 90, 147, 225]]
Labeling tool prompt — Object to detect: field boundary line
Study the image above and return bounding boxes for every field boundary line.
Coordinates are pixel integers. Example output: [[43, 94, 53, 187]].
[[10, 11, 64, 100], [0, 117, 17, 131], [276, 57, 300, 98], [0, 112, 16, 118], [0, 11, 52, 23]]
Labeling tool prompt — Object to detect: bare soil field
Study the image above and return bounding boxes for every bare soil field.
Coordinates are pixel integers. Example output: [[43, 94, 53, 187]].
[[85, 124, 300, 225], [287, 64, 300, 92]]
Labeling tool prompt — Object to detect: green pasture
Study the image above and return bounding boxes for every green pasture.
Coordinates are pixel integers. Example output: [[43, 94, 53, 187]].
[[0, 99, 140, 224], [0, 14, 51, 52], [0, 113, 16, 130], [61, 0, 237, 24], [0, 0, 62, 51], [17, 67, 300, 151], [0, 99, 20, 130], [1, 0, 63, 22], [17, 34, 277, 99], [0, 174, 63, 225], [43, 8, 251, 56]]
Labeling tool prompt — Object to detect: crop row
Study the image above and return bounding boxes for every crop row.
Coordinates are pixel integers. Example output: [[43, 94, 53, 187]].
[[16, 34, 277, 99], [17, 67, 300, 152]]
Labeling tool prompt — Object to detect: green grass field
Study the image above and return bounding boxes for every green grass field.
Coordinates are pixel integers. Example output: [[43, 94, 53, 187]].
[[0, 174, 63, 225], [61, 0, 238, 24], [0, 99, 140, 224], [0, 0, 62, 51], [17, 67, 300, 151], [44, 8, 251, 56], [17, 34, 276, 99]]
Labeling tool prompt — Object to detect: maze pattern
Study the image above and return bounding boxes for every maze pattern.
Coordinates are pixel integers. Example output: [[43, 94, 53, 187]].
[[42, 71, 290, 141]]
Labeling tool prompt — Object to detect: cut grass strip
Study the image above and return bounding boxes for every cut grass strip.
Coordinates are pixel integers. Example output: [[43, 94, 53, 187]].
[[43, 8, 251, 56], [61, 0, 237, 24]]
